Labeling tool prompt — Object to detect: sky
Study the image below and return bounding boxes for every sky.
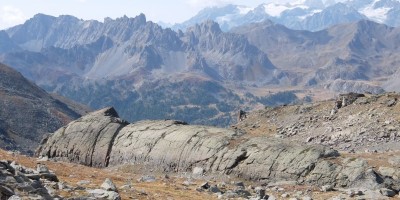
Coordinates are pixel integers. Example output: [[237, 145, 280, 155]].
[[0, 0, 273, 30]]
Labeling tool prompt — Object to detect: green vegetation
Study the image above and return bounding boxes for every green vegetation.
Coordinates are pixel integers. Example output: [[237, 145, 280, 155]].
[[49, 79, 300, 127], [257, 91, 299, 106]]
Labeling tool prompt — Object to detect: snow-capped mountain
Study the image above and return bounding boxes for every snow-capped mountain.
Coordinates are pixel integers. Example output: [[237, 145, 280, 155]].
[[172, 0, 400, 31]]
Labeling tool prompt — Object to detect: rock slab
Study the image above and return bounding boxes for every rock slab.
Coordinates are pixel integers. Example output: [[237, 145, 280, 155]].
[[37, 107, 389, 189]]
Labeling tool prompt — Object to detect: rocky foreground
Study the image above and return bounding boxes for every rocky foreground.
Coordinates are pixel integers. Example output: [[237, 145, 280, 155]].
[[236, 92, 400, 152], [0, 149, 219, 199], [34, 98, 400, 199]]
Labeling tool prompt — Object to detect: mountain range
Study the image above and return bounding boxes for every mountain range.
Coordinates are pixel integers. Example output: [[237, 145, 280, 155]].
[[1, 13, 400, 126], [232, 19, 400, 93], [0, 13, 299, 127], [172, 0, 400, 31]]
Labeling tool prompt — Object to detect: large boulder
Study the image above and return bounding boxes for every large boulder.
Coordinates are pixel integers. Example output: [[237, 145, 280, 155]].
[[37, 107, 385, 188], [37, 107, 128, 167]]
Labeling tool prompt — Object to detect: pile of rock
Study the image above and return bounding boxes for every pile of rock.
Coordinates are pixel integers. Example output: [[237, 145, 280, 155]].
[[0, 159, 121, 200], [194, 181, 315, 200], [246, 93, 400, 152], [87, 178, 121, 200], [0, 160, 59, 199], [194, 180, 400, 200], [36, 106, 400, 192]]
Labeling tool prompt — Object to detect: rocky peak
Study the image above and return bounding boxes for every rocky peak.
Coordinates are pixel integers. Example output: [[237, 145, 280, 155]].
[[345, 20, 395, 53], [57, 15, 80, 23], [107, 13, 147, 27], [31, 13, 56, 21], [355, 19, 383, 30], [299, 2, 366, 31], [314, 2, 364, 19], [188, 20, 222, 37], [6, 13, 55, 45], [135, 13, 147, 25]]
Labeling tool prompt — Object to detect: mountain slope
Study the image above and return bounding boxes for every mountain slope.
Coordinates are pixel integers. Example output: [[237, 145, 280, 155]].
[[299, 3, 367, 31], [0, 62, 84, 154], [232, 19, 400, 92], [0, 14, 290, 127], [3, 14, 277, 82], [0, 31, 21, 53], [3, 13, 400, 127]]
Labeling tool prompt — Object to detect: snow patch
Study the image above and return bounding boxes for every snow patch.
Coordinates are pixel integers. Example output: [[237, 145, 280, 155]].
[[82, 21, 92, 29], [360, 3, 391, 22], [263, 3, 310, 17], [263, 3, 292, 17], [237, 6, 252, 15], [298, 9, 323, 20], [216, 15, 233, 22]]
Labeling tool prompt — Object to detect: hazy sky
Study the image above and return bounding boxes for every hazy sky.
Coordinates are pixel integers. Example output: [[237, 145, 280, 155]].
[[0, 0, 271, 30]]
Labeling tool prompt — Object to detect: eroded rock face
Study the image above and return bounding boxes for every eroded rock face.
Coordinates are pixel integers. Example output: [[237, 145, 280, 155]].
[[37, 107, 128, 167], [37, 107, 386, 189]]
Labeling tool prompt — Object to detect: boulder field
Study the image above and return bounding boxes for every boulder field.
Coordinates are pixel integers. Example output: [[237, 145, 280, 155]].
[[37, 107, 397, 190]]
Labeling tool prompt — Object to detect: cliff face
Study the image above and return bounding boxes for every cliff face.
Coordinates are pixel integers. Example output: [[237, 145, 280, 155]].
[[37, 107, 127, 168], [37, 106, 393, 189]]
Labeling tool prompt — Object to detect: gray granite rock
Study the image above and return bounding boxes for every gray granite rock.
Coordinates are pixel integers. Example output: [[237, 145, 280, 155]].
[[388, 156, 400, 166], [138, 175, 156, 183], [0, 160, 59, 199], [87, 189, 121, 200], [37, 107, 128, 168], [192, 167, 204, 176], [379, 188, 396, 197], [101, 178, 117, 192], [37, 108, 389, 190]]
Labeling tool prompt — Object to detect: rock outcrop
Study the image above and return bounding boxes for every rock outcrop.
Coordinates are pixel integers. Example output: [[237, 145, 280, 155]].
[[0, 158, 122, 200], [0, 160, 59, 199], [37, 107, 392, 189], [237, 92, 400, 153], [37, 107, 128, 168]]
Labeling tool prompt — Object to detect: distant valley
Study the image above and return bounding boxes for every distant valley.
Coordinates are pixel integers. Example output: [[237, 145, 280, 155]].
[[0, 9, 400, 127], [2, 2, 400, 198]]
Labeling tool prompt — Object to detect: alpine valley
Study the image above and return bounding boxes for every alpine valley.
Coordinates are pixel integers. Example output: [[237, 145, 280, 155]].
[[0, 1, 400, 127], [3, 1, 400, 199]]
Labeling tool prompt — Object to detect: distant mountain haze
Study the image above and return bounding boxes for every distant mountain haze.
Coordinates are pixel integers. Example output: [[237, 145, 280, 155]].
[[172, 0, 400, 31], [1, 12, 400, 127]]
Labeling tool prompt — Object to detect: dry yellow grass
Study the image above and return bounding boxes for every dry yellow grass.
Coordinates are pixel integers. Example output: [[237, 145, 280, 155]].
[[0, 149, 216, 199], [4, 149, 398, 199]]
